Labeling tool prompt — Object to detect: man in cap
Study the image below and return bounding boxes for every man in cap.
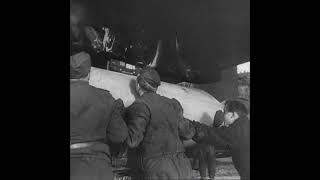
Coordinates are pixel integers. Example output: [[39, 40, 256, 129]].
[[70, 51, 129, 180], [191, 100, 250, 180], [124, 67, 195, 180]]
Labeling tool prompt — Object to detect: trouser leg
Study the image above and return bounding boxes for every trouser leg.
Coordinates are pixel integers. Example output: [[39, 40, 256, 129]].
[[206, 145, 216, 179], [198, 148, 208, 178], [143, 153, 192, 180]]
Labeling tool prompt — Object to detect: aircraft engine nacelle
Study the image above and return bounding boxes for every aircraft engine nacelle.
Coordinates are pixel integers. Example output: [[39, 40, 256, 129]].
[[89, 67, 223, 147]]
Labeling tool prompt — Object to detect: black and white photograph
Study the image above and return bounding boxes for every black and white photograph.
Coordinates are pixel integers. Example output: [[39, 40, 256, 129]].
[[70, 0, 250, 179]]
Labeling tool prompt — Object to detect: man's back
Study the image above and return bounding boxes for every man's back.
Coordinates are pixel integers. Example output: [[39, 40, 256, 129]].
[[125, 92, 194, 179], [70, 80, 114, 144], [70, 51, 128, 180], [229, 116, 250, 180], [70, 81, 128, 149], [138, 93, 186, 157]]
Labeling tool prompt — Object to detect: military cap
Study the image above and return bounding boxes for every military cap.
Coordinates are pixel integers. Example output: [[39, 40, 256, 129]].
[[70, 51, 91, 79], [137, 67, 161, 92]]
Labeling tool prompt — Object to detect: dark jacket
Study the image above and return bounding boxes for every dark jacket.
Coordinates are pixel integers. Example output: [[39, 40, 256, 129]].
[[125, 92, 195, 157], [70, 80, 128, 158], [192, 115, 250, 180], [236, 97, 250, 119], [125, 92, 195, 179]]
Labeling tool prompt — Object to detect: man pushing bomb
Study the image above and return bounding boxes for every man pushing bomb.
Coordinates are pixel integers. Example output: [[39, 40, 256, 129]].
[[70, 52, 129, 180], [123, 67, 196, 180]]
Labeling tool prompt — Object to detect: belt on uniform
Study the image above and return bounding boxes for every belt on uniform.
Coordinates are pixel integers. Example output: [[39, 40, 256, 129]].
[[70, 142, 95, 149]]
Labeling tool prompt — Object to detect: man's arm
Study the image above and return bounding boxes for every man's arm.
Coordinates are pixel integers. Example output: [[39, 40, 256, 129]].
[[178, 117, 195, 140], [125, 102, 150, 148], [204, 126, 234, 146], [170, 98, 196, 140], [199, 110, 235, 145], [213, 110, 225, 127], [106, 99, 129, 143], [191, 121, 232, 147]]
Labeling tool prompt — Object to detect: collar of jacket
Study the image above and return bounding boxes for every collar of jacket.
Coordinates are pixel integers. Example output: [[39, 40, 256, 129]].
[[229, 116, 249, 128]]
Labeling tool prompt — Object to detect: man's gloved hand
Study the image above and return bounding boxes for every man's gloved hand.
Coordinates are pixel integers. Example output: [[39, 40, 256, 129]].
[[190, 120, 207, 142], [213, 110, 225, 128], [114, 99, 125, 117], [110, 142, 129, 168], [190, 120, 201, 134], [190, 120, 202, 129], [117, 143, 128, 158]]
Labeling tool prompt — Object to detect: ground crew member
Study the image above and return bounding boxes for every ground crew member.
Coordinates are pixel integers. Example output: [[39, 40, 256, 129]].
[[124, 67, 195, 180], [70, 51, 128, 180], [192, 100, 250, 180]]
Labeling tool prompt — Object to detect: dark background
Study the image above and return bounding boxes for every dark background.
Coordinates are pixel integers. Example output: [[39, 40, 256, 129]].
[[71, 0, 249, 83]]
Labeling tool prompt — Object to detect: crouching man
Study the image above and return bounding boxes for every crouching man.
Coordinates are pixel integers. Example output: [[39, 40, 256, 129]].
[[124, 67, 195, 180], [191, 100, 250, 180]]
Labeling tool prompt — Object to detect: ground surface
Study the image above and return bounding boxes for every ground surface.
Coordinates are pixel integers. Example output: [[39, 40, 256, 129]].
[[113, 157, 239, 180], [191, 157, 239, 180]]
